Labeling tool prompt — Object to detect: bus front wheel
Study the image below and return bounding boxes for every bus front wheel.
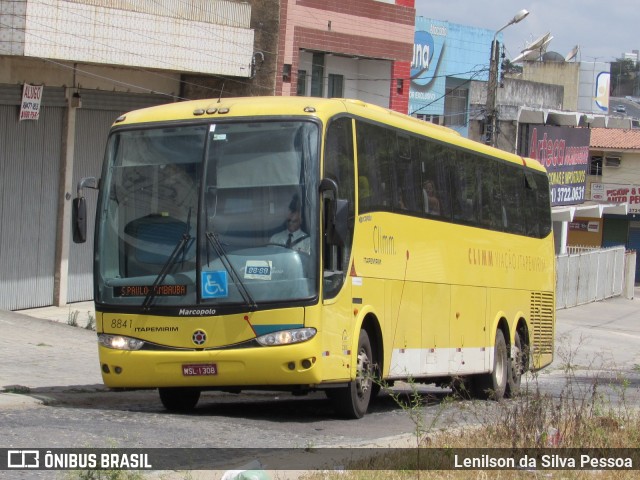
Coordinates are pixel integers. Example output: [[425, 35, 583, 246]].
[[327, 329, 374, 419], [472, 329, 508, 400], [159, 387, 201, 412]]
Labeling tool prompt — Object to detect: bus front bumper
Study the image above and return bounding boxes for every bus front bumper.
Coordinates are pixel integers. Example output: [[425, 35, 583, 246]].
[[98, 341, 326, 389]]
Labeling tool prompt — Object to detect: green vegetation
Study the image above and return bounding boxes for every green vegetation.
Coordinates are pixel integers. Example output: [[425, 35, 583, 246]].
[[4, 385, 31, 394], [302, 339, 640, 480], [67, 309, 96, 330]]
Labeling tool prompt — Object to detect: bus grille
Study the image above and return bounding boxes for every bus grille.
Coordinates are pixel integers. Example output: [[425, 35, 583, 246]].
[[530, 291, 554, 355]]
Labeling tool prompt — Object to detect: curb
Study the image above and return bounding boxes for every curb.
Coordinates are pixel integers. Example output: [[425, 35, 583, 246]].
[[0, 392, 43, 409]]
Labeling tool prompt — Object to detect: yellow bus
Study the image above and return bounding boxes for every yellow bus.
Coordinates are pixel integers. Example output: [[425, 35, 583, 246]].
[[74, 96, 555, 419]]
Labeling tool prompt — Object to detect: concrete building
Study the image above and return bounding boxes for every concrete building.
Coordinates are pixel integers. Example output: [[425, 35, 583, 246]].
[[0, 0, 260, 310], [0, 0, 416, 310], [276, 0, 415, 113], [569, 128, 640, 282], [409, 17, 497, 137]]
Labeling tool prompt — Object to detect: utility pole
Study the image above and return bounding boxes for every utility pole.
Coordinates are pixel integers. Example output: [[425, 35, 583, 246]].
[[485, 9, 530, 148], [485, 39, 501, 147]]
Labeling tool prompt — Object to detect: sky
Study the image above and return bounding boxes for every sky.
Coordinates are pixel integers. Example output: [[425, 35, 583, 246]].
[[414, 0, 636, 63]]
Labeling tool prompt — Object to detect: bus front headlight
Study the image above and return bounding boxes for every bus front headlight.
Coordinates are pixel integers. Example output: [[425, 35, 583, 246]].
[[98, 334, 144, 351], [256, 328, 316, 346]]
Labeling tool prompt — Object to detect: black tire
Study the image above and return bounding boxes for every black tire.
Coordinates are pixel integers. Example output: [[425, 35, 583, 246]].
[[471, 329, 508, 400], [328, 329, 374, 419], [506, 330, 523, 398], [159, 387, 201, 412]]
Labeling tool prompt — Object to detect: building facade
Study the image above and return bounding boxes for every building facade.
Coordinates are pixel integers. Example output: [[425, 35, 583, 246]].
[[277, 0, 415, 113], [571, 128, 640, 282], [409, 17, 496, 136], [0, 0, 417, 310]]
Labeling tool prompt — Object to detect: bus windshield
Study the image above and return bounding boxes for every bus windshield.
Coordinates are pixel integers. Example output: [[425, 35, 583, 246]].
[[95, 120, 320, 309]]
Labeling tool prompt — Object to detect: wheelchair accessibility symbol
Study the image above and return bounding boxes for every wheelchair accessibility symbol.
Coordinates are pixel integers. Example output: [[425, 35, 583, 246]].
[[201, 271, 228, 299]]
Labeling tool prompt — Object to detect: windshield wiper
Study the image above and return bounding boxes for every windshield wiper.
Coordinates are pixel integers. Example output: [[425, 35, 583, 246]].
[[142, 209, 194, 311], [205, 231, 257, 310], [141, 233, 194, 311]]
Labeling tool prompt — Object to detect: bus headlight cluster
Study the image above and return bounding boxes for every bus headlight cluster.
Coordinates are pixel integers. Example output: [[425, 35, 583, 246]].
[[256, 328, 316, 346], [98, 334, 144, 351]]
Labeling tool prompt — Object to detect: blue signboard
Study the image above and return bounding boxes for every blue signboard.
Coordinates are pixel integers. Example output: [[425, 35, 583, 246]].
[[410, 17, 496, 132]]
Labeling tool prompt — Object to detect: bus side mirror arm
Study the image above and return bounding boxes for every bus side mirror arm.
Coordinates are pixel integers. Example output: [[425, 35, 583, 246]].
[[319, 178, 348, 247], [73, 176, 99, 244]]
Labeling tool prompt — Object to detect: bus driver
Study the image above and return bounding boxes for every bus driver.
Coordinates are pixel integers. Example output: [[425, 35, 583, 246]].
[[270, 194, 310, 254]]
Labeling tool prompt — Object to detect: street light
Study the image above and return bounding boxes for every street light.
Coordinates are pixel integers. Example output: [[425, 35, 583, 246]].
[[485, 9, 530, 148]]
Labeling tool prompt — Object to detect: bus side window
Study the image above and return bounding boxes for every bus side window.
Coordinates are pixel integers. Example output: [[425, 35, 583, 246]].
[[524, 171, 539, 237], [499, 164, 525, 235], [451, 153, 478, 223], [419, 141, 451, 220], [432, 147, 452, 220], [536, 173, 552, 237], [356, 121, 393, 212], [479, 161, 501, 229], [393, 134, 417, 212], [324, 116, 355, 300]]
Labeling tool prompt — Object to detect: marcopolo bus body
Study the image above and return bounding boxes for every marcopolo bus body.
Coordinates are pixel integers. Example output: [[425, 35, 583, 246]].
[[74, 96, 555, 418]]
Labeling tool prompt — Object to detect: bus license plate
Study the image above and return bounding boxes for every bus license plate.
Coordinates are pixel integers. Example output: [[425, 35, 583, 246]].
[[182, 364, 218, 376]]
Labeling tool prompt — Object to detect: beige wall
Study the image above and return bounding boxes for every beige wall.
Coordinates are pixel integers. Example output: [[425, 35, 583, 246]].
[[0, 57, 181, 95], [599, 151, 640, 185], [522, 62, 580, 111]]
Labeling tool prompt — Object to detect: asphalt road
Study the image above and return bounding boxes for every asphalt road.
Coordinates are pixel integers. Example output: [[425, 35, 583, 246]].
[[610, 96, 640, 120], [1, 290, 639, 477]]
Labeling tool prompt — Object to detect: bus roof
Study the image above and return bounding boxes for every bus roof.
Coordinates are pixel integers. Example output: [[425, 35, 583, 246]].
[[113, 96, 545, 173]]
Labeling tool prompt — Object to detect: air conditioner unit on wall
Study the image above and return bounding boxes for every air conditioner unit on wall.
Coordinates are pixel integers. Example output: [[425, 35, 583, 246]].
[[605, 157, 621, 167]]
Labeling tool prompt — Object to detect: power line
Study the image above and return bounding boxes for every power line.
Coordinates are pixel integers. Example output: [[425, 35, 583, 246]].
[[2, 3, 446, 106], [0, 12, 274, 98]]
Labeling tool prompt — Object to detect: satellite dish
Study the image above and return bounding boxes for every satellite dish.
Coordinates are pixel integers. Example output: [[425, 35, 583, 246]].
[[522, 32, 551, 52], [512, 49, 540, 63], [565, 45, 579, 62], [512, 35, 553, 63], [539, 37, 553, 51]]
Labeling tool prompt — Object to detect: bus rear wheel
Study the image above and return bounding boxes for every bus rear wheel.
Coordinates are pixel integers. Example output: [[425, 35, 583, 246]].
[[327, 329, 373, 419], [506, 331, 523, 397], [471, 329, 508, 400], [159, 387, 201, 411]]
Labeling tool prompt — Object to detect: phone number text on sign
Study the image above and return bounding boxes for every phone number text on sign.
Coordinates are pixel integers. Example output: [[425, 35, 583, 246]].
[[551, 185, 585, 204]]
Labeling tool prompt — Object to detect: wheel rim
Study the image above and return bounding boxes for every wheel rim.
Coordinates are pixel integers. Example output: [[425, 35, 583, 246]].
[[495, 342, 507, 385], [356, 346, 371, 398], [511, 343, 522, 381]]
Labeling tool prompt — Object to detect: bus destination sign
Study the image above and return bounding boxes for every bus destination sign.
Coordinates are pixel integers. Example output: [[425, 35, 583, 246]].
[[114, 285, 187, 297]]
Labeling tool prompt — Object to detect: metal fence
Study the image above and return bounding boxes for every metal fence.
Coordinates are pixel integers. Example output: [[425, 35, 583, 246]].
[[556, 246, 628, 309]]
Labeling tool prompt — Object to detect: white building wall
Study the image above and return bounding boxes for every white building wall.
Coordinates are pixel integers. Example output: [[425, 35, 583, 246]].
[[297, 52, 391, 108], [354, 59, 391, 106], [578, 61, 611, 114], [4, 0, 254, 77]]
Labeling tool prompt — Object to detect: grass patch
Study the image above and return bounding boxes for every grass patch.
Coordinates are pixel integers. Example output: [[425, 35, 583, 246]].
[[4, 385, 31, 394], [67, 309, 96, 330]]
